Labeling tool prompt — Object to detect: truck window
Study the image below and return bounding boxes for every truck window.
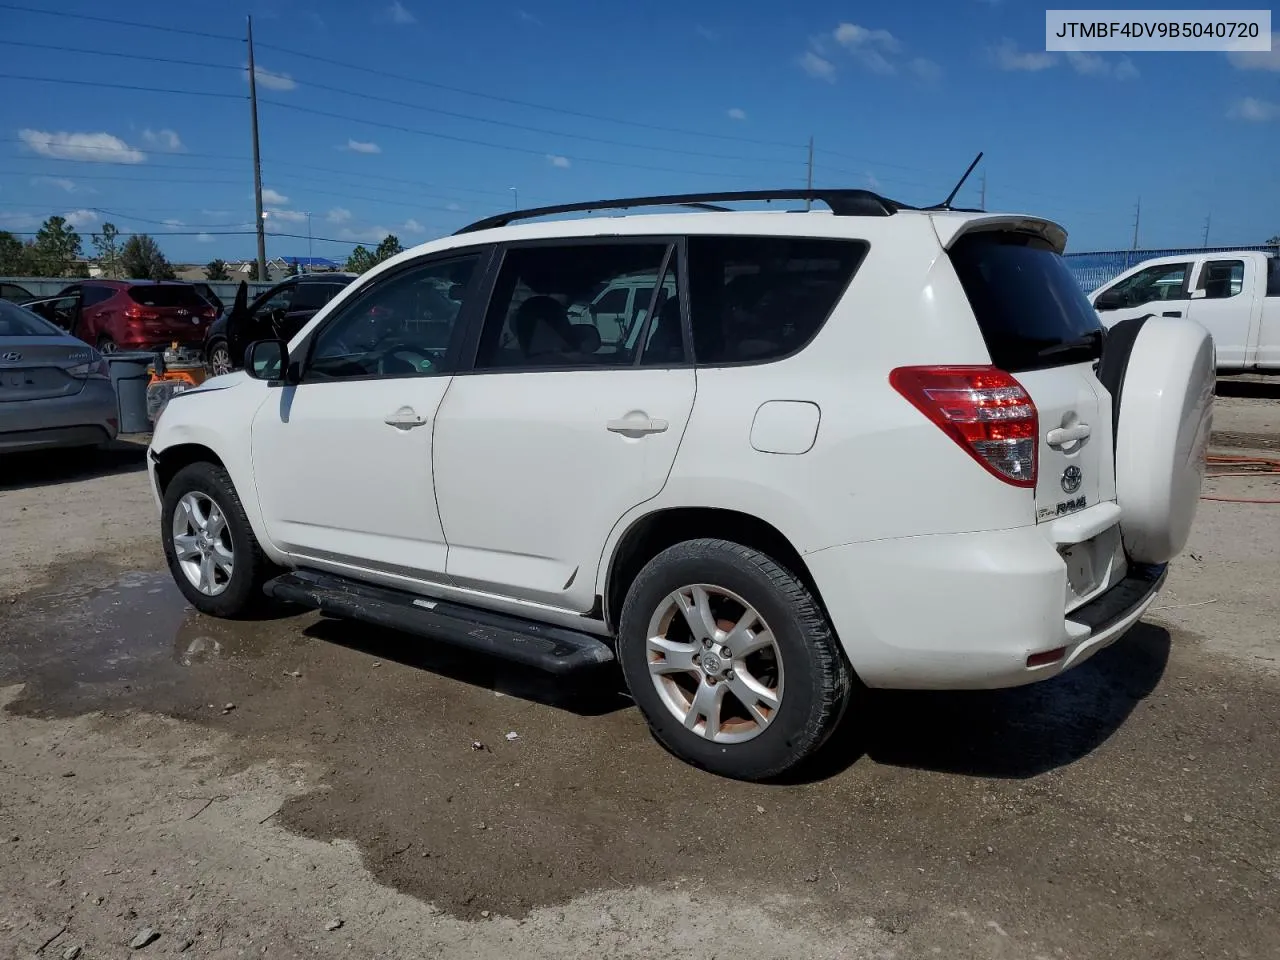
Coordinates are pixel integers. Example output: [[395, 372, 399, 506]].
[[1266, 258, 1280, 298], [1198, 260, 1245, 300], [1108, 262, 1190, 307]]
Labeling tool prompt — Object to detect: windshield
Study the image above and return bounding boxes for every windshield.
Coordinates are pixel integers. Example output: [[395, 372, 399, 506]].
[[0, 300, 65, 337], [949, 232, 1103, 372]]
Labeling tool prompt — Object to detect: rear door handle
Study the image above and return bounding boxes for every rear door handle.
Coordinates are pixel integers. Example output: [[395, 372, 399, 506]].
[[606, 417, 669, 435], [385, 408, 428, 429], [1162, 310, 1182, 317], [1047, 422, 1091, 447]]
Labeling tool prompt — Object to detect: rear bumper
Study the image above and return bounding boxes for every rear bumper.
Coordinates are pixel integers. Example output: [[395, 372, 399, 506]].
[[0, 379, 119, 452], [806, 522, 1165, 690]]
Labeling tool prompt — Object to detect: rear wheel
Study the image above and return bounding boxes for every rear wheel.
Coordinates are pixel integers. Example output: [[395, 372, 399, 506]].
[[161, 461, 271, 617], [617, 538, 851, 780], [207, 339, 233, 377]]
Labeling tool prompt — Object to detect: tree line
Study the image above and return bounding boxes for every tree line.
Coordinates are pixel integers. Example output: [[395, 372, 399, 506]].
[[0, 216, 174, 281]]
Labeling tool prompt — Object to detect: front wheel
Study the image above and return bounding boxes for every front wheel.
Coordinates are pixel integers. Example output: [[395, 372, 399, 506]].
[[161, 461, 271, 617], [207, 340, 234, 377], [617, 538, 852, 781]]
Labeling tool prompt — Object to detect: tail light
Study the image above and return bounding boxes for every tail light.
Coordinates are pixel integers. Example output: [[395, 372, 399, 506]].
[[889, 365, 1037, 487], [202, 307, 217, 319], [124, 305, 160, 322], [68, 354, 110, 379]]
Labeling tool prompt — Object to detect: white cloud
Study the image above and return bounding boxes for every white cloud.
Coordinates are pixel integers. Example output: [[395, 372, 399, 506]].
[[142, 128, 183, 151], [19, 129, 145, 164], [265, 208, 308, 224], [261, 188, 289, 205], [546, 154, 571, 168], [1227, 34, 1280, 71], [865, 171, 882, 189], [991, 38, 1056, 71], [63, 209, 100, 229], [163, 218, 184, 227], [401, 218, 425, 233], [834, 23, 901, 53], [1066, 51, 1138, 79], [32, 176, 78, 193], [727, 107, 747, 121], [249, 65, 296, 91], [387, 1, 416, 24], [445, 202, 464, 212], [799, 50, 836, 82], [344, 139, 381, 154], [327, 207, 352, 223], [1229, 97, 1279, 122], [908, 57, 942, 82], [196, 233, 215, 243]]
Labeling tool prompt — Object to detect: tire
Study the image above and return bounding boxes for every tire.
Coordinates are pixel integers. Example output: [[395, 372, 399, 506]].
[[161, 461, 272, 618], [207, 339, 234, 377], [617, 538, 852, 781]]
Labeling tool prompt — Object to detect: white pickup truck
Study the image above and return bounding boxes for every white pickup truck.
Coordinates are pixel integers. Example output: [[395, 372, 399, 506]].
[[1091, 250, 1280, 370]]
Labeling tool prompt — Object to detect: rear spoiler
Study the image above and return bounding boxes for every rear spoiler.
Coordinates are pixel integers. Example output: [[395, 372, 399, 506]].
[[931, 214, 1068, 255]]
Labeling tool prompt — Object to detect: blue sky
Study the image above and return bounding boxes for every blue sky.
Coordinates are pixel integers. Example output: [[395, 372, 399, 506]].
[[0, 0, 1277, 264]]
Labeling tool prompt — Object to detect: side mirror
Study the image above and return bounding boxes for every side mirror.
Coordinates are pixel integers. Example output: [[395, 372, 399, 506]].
[[244, 339, 290, 382], [1093, 289, 1124, 311]]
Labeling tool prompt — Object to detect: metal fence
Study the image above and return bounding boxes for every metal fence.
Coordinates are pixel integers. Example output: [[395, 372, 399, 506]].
[[1062, 245, 1279, 294], [0, 277, 276, 300]]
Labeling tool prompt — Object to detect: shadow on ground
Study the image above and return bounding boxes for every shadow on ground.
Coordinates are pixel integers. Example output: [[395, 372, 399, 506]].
[[794, 623, 1171, 783], [1215, 376, 1280, 400], [0, 439, 148, 491]]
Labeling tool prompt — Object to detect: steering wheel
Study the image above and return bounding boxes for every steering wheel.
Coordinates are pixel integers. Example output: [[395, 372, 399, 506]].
[[375, 338, 435, 376]]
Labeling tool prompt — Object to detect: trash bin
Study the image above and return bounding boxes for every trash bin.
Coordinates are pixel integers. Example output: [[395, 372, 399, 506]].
[[106, 351, 158, 434]]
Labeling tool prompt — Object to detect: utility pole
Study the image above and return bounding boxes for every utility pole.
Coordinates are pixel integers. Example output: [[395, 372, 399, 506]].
[[1131, 197, 1141, 251], [1201, 214, 1211, 248], [509, 186, 518, 210], [247, 15, 267, 282], [306, 212, 313, 272], [979, 172, 987, 211], [805, 136, 814, 210]]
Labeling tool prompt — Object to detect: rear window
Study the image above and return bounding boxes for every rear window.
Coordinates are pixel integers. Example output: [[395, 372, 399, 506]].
[[687, 236, 867, 364], [949, 232, 1103, 372], [0, 300, 63, 337], [127, 285, 208, 308]]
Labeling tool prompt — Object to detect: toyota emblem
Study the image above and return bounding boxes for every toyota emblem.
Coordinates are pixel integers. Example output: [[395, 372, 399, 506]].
[[1061, 465, 1083, 494]]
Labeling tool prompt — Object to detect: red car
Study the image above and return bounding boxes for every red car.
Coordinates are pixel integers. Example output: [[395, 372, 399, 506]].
[[24, 280, 217, 353]]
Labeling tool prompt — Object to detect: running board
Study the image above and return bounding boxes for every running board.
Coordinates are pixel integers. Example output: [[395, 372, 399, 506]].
[[263, 570, 615, 675]]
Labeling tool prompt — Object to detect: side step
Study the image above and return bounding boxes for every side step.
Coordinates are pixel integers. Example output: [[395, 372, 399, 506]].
[[264, 570, 615, 675]]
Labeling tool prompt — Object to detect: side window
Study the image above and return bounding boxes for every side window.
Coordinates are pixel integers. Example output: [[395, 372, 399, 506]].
[[1267, 258, 1280, 298], [686, 236, 866, 365], [81, 285, 112, 307], [1111, 263, 1189, 306], [1198, 260, 1245, 300], [474, 242, 675, 370], [290, 283, 332, 312], [253, 284, 295, 319], [305, 254, 480, 381]]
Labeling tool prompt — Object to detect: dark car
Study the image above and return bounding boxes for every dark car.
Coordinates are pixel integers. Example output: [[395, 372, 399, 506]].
[[204, 273, 356, 375], [190, 282, 225, 315], [1, 282, 33, 303], [23, 280, 217, 353]]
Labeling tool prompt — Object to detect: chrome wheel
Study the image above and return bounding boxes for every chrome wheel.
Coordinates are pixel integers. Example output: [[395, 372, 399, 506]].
[[171, 491, 234, 596], [646, 584, 784, 744], [97, 338, 117, 355], [209, 343, 233, 377]]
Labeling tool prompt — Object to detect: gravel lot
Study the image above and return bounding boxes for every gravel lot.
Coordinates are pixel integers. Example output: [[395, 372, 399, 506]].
[[1, 398, 1278, 959]]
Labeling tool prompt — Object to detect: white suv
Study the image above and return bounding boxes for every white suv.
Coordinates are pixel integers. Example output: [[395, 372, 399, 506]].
[[148, 189, 1214, 780]]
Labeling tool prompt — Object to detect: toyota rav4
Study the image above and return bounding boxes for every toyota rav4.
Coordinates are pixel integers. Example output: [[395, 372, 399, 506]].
[[148, 189, 1214, 780]]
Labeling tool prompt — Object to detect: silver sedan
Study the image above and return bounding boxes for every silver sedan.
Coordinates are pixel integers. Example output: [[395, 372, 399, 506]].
[[0, 299, 119, 453]]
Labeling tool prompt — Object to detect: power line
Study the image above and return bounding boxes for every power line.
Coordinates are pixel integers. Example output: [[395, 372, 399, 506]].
[[0, 73, 244, 100], [0, 139, 251, 164], [0, 2, 242, 42], [255, 41, 804, 151], [0, 38, 240, 71], [259, 99, 791, 182], [0, 169, 246, 185]]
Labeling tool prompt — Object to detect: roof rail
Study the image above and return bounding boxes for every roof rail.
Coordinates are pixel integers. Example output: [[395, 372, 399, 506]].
[[454, 188, 908, 234]]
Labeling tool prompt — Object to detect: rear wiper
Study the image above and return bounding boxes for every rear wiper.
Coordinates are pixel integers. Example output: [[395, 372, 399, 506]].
[[1036, 329, 1104, 360]]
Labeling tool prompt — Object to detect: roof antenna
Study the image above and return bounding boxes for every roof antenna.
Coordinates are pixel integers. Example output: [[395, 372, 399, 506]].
[[935, 151, 983, 211]]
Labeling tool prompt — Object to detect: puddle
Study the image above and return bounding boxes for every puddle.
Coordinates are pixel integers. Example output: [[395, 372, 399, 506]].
[[0, 569, 312, 716]]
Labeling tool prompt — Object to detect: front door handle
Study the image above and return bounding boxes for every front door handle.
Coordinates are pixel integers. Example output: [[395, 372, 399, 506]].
[[385, 407, 427, 429], [1162, 310, 1182, 317], [1047, 422, 1091, 447], [606, 416, 669, 436]]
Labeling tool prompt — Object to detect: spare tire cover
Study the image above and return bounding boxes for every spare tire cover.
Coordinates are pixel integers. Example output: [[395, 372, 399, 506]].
[[1113, 317, 1215, 564]]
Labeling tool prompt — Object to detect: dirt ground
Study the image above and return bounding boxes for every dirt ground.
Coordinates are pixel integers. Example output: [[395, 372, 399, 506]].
[[1, 399, 1278, 960]]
